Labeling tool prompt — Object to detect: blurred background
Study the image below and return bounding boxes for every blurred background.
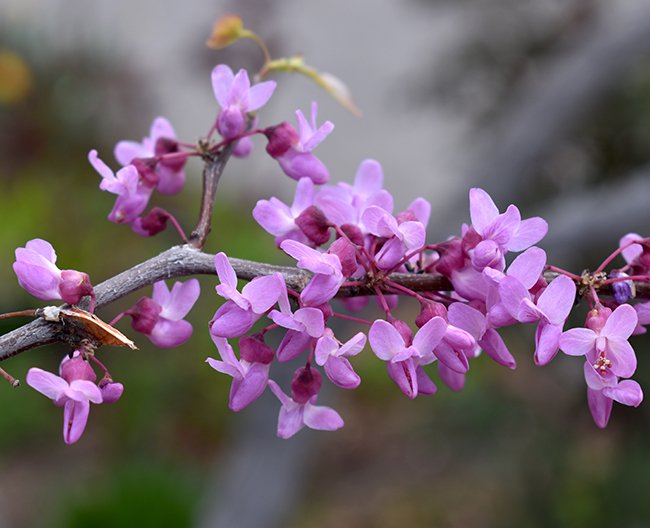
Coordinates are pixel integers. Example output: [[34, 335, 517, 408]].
[[1, 0, 650, 526]]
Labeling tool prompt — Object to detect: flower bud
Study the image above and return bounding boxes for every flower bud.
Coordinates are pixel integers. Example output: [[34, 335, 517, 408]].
[[131, 207, 168, 237], [217, 106, 245, 139], [415, 299, 448, 328], [98, 379, 124, 403], [155, 138, 185, 171], [58, 270, 94, 305], [295, 206, 331, 246], [391, 319, 413, 346], [339, 224, 364, 246], [264, 123, 298, 158], [471, 239, 501, 270], [328, 237, 357, 277], [291, 366, 322, 403], [586, 306, 612, 333], [126, 297, 162, 334], [610, 271, 635, 304], [239, 334, 275, 364], [434, 237, 465, 277], [60, 353, 96, 383], [131, 158, 159, 187]]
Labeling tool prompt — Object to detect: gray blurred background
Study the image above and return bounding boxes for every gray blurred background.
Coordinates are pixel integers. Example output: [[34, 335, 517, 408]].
[[1, 1, 650, 527]]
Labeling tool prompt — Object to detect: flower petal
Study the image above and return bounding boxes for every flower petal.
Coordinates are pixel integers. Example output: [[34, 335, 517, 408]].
[[587, 388, 613, 428], [369, 320, 406, 361], [63, 399, 90, 444], [26, 368, 68, 400], [508, 217, 548, 252], [602, 380, 643, 407], [303, 402, 344, 431], [559, 328, 596, 357], [469, 188, 499, 235], [536, 275, 576, 326], [602, 304, 638, 340]]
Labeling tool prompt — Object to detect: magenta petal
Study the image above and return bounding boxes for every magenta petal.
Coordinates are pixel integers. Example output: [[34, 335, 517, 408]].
[[536, 275, 576, 326], [211, 302, 258, 338], [606, 337, 637, 378], [602, 380, 643, 407], [499, 276, 532, 321], [415, 366, 438, 394], [354, 159, 383, 195], [324, 356, 360, 389], [149, 318, 192, 348], [277, 331, 312, 362], [559, 328, 596, 357], [229, 363, 270, 411], [100, 382, 124, 404], [301, 273, 341, 306], [67, 380, 102, 404], [386, 359, 418, 399], [63, 399, 90, 444], [13, 261, 61, 300], [508, 217, 548, 252], [448, 302, 487, 340], [158, 279, 200, 320], [253, 198, 294, 236], [534, 322, 561, 365], [369, 320, 406, 361], [26, 368, 68, 400], [480, 329, 516, 369], [438, 362, 465, 391], [434, 342, 469, 373], [206, 358, 242, 380], [277, 403, 305, 439], [620, 233, 643, 264], [293, 307, 325, 337], [469, 188, 499, 235], [587, 388, 613, 428], [243, 273, 285, 314], [215, 253, 237, 289], [602, 304, 638, 340], [485, 205, 521, 246], [375, 238, 406, 270], [278, 150, 330, 184], [303, 402, 344, 431], [280, 240, 336, 275]]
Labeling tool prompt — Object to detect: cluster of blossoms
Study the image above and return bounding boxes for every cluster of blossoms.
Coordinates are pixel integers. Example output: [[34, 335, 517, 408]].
[[7, 54, 649, 444]]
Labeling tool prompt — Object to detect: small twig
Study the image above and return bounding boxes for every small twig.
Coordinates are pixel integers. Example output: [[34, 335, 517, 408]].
[[0, 366, 19, 387]]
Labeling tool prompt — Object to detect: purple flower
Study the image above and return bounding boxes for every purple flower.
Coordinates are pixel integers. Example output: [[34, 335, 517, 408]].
[[368, 318, 446, 399], [280, 240, 344, 306], [13, 239, 94, 305], [315, 329, 366, 389], [252, 177, 316, 246], [467, 188, 548, 271], [583, 361, 643, 428], [361, 206, 426, 269], [127, 279, 200, 347], [88, 150, 153, 224], [500, 274, 576, 365], [26, 353, 103, 444], [206, 335, 271, 412], [265, 102, 333, 184], [211, 253, 286, 338], [268, 374, 344, 439], [212, 64, 276, 139], [268, 296, 325, 362], [114, 116, 186, 195], [560, 304, 638, 378]]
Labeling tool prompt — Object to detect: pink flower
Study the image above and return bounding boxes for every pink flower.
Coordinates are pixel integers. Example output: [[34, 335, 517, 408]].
[[88, 150, 153, 225], [13, 239, 94, 305], [368, 318, 446, 399], [268, 369, 343, 439], [265, 102, 333, 184], [212, 64, 276, 139], [126, 279, 200, 347], [26, 353, 104, 444], [560, 304, 638, 378], [268, 294, 325, 362], [211, 253, 286, 338], [583, 361, 643, 428], [206, 335, 271, 411], [315, 329, 366, 389], [114, 117, 186, 195]]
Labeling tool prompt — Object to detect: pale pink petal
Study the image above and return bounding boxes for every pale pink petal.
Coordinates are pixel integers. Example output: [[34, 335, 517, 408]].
[[415, 366, 438, 394], [151, 280, 171, 307], [606, 337, 637, 378], [507, 247, 546, 289], [303, 402, 344, 431], [499, 276, 533, 321], [354, 159, 383, 195], [211, 64, 235, 107], [583, 361, 613, 391], [480, 329, 516, 369], [407, 198, 431, 226], [369, 320, 406, 361], [280, 240, 337, 275], [433, 341, 469, 373], [448, 302, 487, 340], [149, 319, 193, 348], [324, 356, 360, 389], [337, 332, 367, 357], [361, 206, 395, 238], [276, 330, 312, 362], [315, 334, 338, 366], [242, 273, 285, 314], [291, 178, 315, 215], [67, 380, 102, 404], [229, 363, 270, 411], [301, 273, 342, 306], [412, 316, 447, 354], [484, 205, 521, 246], [26, 368, 68, 400], [534, 322, 561, 365], [620, 233, 643, 264], [293, 307, 325, 337], [602, 380, 643, 407], [25, 239, 57, 263], [159, 279, 200, 321], [206, 357, 242, 380], [438, 362, 465, 391], [602, 304, 638, 340], [215, 252, 237, 289], [469, 188, 499, 235], [536, 275, 576, 326], [63, 400, 90, 444], [114, 140, 149, 166], [508, 217, 548, 252], [276, 403, 305, 439], [246, 80, 276, 111], [386, 359, 418, 399], [559, 328, 596, 356], [587, 388, 613, 428], [398, 221, 426, 249], [253, 198, 295, 236], [210, 302, 259, 338]]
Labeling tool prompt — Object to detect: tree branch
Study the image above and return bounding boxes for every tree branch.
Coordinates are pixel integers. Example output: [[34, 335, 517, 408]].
[[0, 244, 648, 362]]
